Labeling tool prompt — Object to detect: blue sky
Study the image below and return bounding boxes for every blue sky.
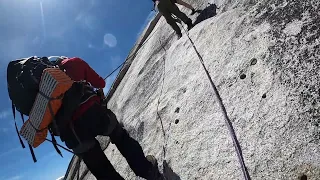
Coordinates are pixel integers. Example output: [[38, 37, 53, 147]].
[[0, 0, 156, 179]]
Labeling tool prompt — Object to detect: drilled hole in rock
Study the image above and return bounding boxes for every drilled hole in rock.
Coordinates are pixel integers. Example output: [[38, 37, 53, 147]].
[[262, 54, 266, 59], [300, 174, 307, 180], [175, 107, 180, 113], [240, 74, 246, 79], [182, 88, 187, 93], [262, 93, 267, 99], [175, 119, 179, 124], [250, 58, 257, 65]]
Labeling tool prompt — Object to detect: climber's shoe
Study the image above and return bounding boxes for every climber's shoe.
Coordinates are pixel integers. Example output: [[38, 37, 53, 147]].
[[146, 155, 165, 180], [177, 32, 183, 39], [190, 8, 196, 15], [187, 20, 194, 31]]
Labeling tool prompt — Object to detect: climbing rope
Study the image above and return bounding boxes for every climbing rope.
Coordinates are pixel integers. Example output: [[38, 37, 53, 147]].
[[103, 28, 159, 80], [104, 61, 126, 80], [180, 24, 252, 180], [155, 38, 170, 161]]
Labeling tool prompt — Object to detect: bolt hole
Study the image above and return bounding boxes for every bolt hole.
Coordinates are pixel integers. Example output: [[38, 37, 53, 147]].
[[250, 58, 257, 65], [262, 93, 267, 99], [175, 119, 179, 124], [240, 74, 246, 79], [300, 174, 307, 180], [175, 107, 180, 113], [182, 88, 187, 93]]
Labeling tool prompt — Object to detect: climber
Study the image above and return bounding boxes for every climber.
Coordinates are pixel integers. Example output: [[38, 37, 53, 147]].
[[54, 57, 165, 180], [153, 0, 195, 38]]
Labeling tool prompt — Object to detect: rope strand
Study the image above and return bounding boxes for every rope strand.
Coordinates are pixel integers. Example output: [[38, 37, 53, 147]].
[[103, 29, 159, 80], [181, 26, 251, 180]]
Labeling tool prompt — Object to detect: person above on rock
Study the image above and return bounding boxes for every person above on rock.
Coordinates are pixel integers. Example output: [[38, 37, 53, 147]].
[[55, 57, 165, 180], [153, 0, 195, 38]]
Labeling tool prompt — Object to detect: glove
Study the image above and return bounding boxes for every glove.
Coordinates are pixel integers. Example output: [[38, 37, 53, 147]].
[[97, 88, 105, 98]]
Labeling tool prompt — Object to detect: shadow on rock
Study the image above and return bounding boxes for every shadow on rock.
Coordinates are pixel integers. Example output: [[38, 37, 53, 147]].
[[163, 160, 181, 180], [194, 3, 218, 26]]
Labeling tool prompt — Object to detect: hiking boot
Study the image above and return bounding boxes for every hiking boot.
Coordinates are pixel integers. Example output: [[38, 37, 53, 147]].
[[187, 23, 194, 31], [190, 9, 196, 15], [146, 155, 165, 180], [186, 20, 194, 31]]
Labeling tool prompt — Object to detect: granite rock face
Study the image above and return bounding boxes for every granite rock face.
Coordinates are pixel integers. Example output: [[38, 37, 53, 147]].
[[65, 0, 320, 179]]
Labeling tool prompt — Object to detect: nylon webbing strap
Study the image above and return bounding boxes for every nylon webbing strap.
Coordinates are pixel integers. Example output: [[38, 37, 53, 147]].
[[50, 129, 63, 157], [11, 103, 16, 119], [29, 144, 37, 163], [11, 103, 25, 149], [14, 121, 25, 148], [45, 138, 73, 153], [12, 103, 38, 164], [21, 113, 37, 162], [39, 90, 64, 157]]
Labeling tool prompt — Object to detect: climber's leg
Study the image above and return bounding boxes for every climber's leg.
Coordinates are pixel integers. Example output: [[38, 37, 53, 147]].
[[158, 3, 183, 37], [77, 139, 125, 180]]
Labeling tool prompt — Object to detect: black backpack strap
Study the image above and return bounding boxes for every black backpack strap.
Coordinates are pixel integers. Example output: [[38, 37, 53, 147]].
[[12, 103, 25, 149], [49, 128, 63, 157], [12, 103, 37, 162], [43, 97, 63, 158], [28, 144, 37, 163], [20, 113, 37, 163]]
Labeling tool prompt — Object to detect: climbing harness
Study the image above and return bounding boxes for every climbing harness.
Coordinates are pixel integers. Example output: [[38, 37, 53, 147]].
[[179, 24, 252, 180]]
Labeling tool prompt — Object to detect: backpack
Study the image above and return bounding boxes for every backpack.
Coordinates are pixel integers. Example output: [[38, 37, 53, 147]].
[[7, 56, 54, 115], [7, 56, 77, 162]]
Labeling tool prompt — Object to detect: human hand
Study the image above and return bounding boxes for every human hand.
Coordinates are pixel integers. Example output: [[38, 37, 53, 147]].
[[97, 88, 105, 98]]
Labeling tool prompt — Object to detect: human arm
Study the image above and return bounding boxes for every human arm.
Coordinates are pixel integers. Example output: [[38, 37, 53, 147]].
[[81, 59, 106, 89], [63, 57, 106, 88]]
